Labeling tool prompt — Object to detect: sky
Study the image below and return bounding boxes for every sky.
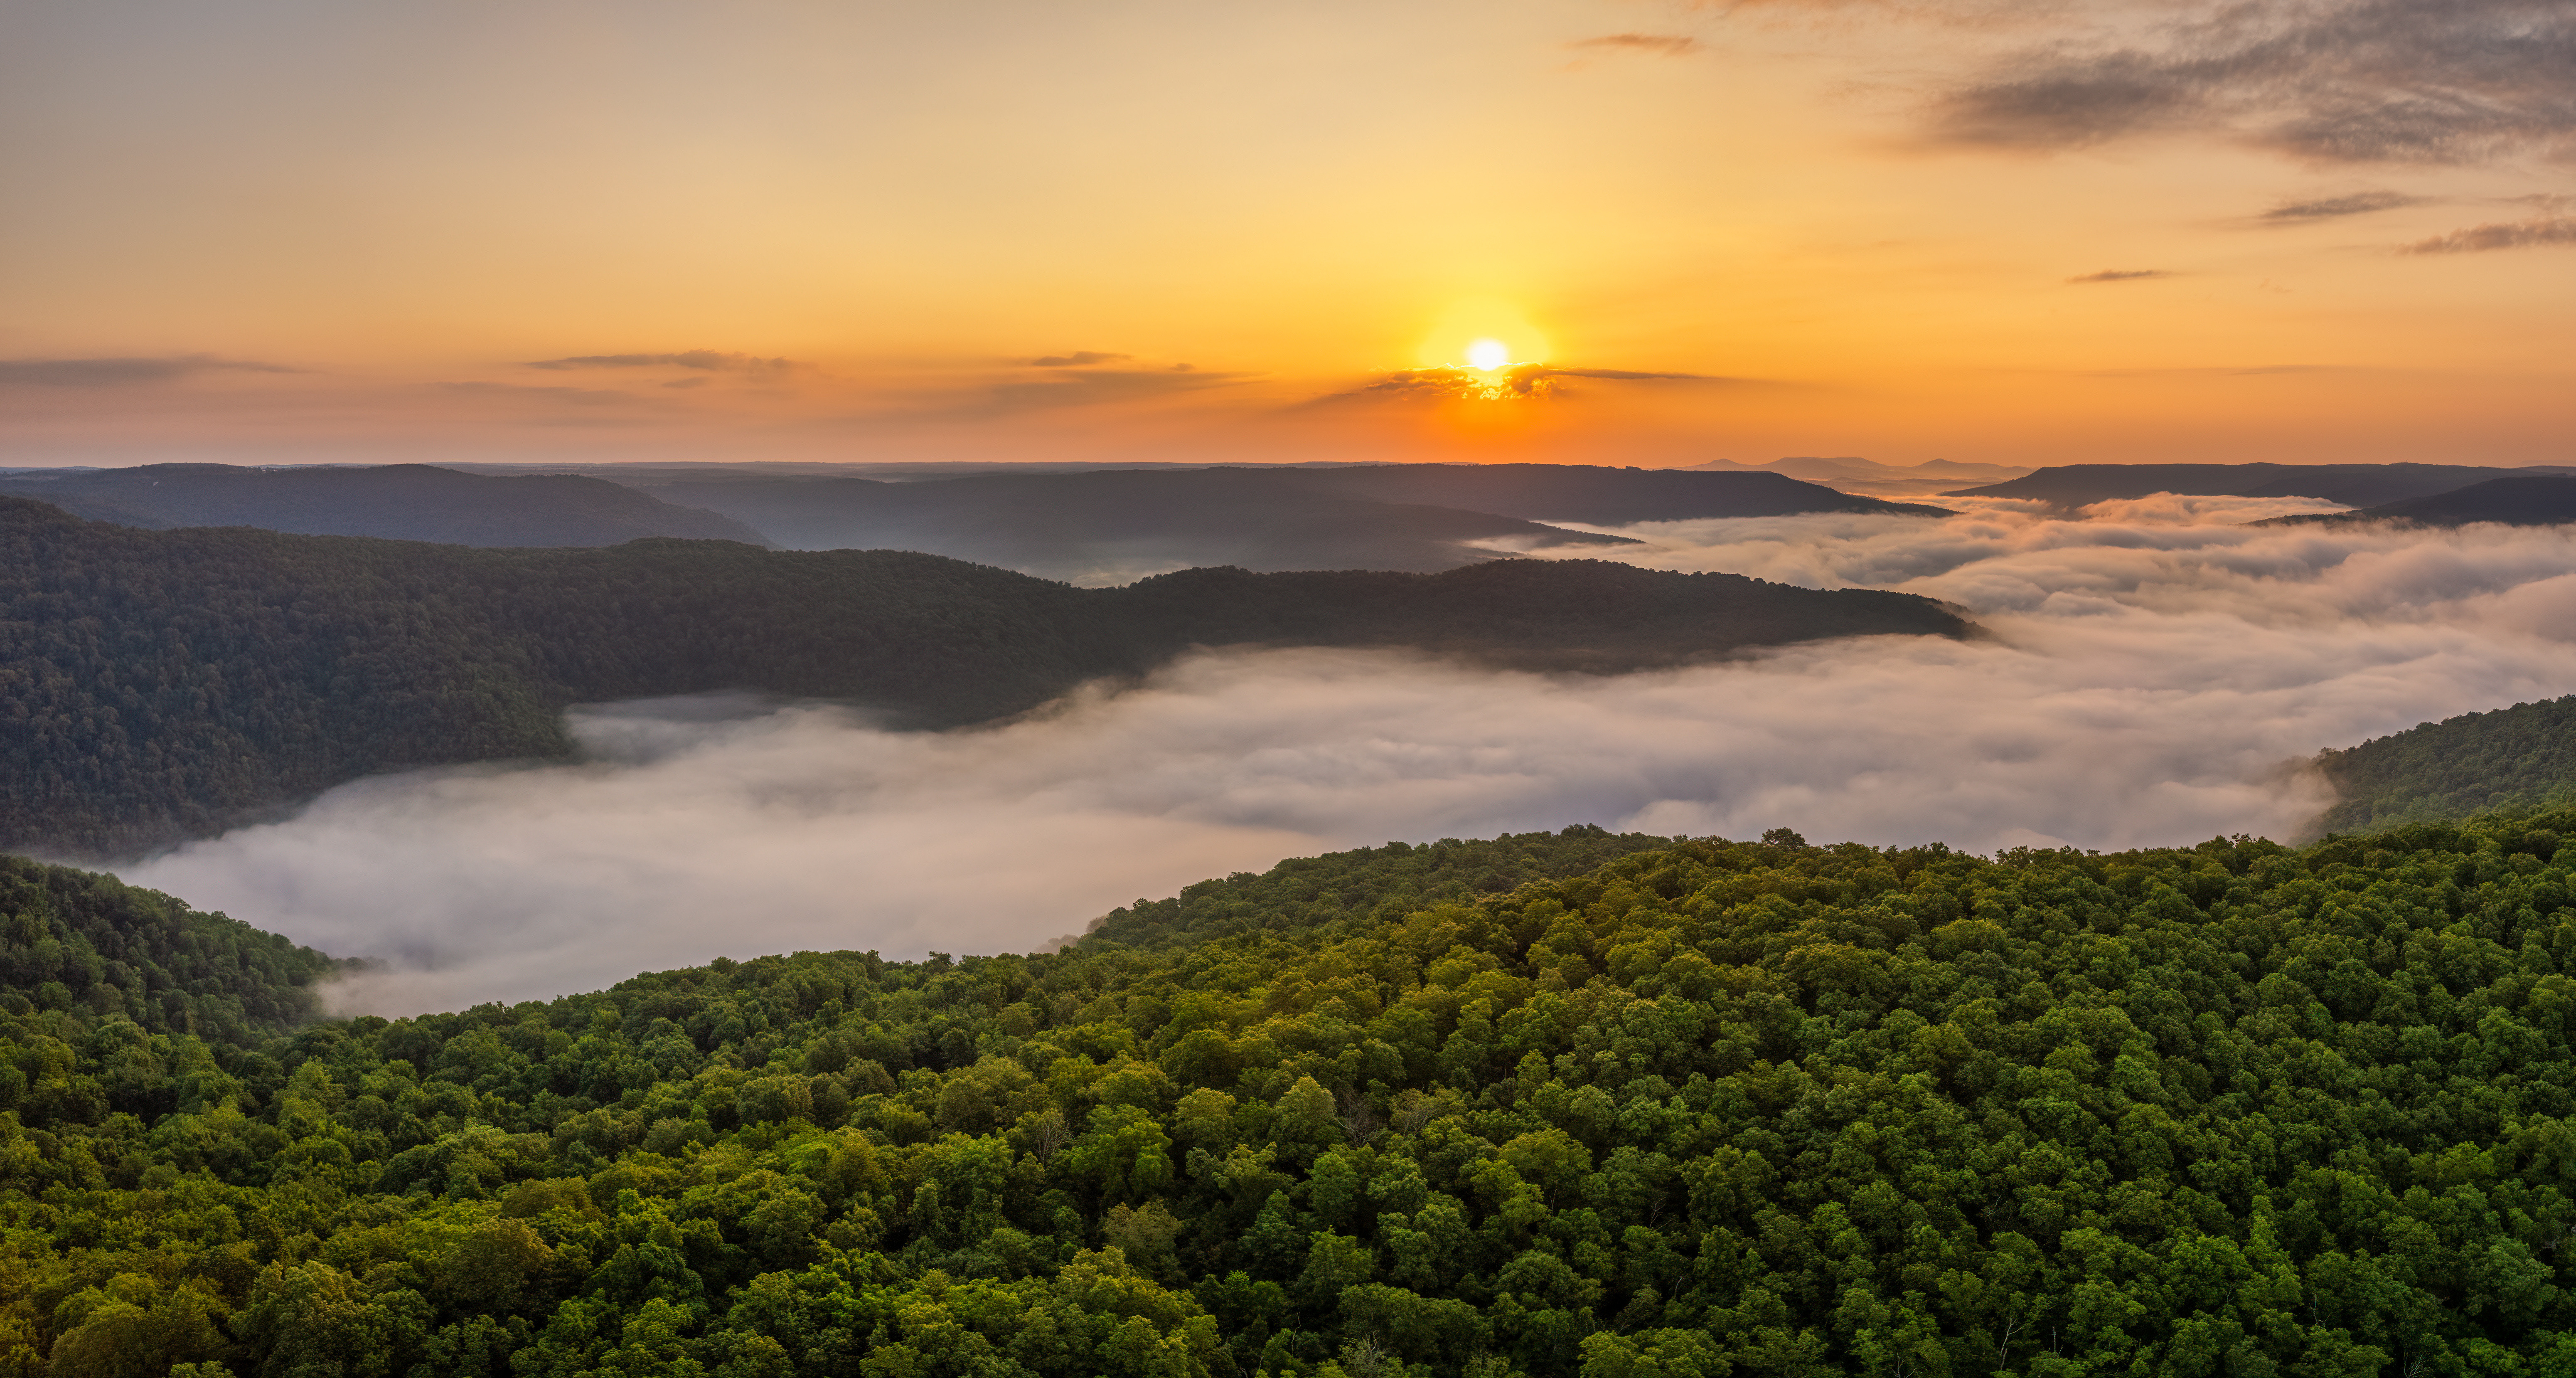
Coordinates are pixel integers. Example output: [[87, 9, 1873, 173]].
[[3, 0, 2573, 469]]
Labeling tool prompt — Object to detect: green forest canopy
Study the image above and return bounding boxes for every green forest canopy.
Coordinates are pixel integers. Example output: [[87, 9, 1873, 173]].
[[2315, 695, 2576, 833], [0, 496, 1969, 858], [11, 813, 2576, 1375]]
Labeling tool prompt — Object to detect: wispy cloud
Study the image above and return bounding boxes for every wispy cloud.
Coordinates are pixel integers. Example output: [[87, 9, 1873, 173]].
[[1571, 33, 1700, 56], [2067, 269, 2171, 283], [2398, 216, 2576, 254], [1029, 351, 1133, 367], [2262, 190, 2422, 221], [524, 350, 799, 377], [1929, 0, 2576, 164], [0, 355, 301, 387]]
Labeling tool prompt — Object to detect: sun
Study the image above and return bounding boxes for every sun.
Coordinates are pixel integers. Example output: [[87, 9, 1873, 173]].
[[1415, 298, 1551, 371]]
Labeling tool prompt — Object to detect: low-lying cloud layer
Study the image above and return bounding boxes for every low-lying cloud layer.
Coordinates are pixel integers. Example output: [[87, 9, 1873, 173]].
[[124, 499, 2576, 1016]]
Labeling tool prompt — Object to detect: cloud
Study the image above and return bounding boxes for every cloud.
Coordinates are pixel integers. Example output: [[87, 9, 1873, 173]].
[[118, 506, 2576, 1015], [523, 350, 799, 377], [2398, 216, 2576, 254], [2067, 269, 2171, 283], [1030, 351, 1133, 367], [2262, 189, 2422, 220], [1929, 0, 2576, 164], [0, 355, 300, 387], [1571, 34, 1700, 55]]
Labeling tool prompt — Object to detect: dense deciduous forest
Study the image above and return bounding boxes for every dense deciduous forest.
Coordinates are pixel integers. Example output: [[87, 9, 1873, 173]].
[[2315, 697, 2576, 833], [10, 813, 2576, 1375], [0, 497, 1970, 858]]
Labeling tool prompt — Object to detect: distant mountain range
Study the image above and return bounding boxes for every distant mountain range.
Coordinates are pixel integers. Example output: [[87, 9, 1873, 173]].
[[0, 462, 767, 546], [0, 495, 1973, 857], [1689, 455, 2033, 498], [1946, 461, 2576, 510]]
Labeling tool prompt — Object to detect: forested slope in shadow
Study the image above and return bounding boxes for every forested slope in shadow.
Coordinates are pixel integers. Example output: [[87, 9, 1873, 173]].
[[0, 498, 1971, 857], [2315, 694, 2576, 833], [0, 464, 767, 547]]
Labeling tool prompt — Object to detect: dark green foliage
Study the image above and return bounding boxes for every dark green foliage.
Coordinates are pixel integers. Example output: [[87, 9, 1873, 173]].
[[2316, 695, 2576, 832], [16, 814, 2576, 1371], [0, 496, 1971, 857], [0, 854, 332, 1045]]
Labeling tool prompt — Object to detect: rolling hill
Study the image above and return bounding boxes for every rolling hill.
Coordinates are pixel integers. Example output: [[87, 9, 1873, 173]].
[[0, 463, 769, 547], [2260, 475, 2576, 529]]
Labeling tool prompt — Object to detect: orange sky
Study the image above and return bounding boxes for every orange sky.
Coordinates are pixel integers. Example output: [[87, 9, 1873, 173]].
[[3, 0, 2571, 468]]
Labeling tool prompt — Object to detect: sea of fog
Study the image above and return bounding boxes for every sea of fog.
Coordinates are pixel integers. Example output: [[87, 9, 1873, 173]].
[[123, 494, 2576, 1015]]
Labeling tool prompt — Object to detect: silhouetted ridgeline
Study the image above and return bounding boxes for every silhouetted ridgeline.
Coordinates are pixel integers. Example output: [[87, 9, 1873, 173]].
[[0, 462, 768, 547], [2315, 694, 2576, 833], [8, 813, 2576, 1371], [2259, 475, 2576, 530], [0, 498, 1970, 856], [1946, 461, 2576, 510]]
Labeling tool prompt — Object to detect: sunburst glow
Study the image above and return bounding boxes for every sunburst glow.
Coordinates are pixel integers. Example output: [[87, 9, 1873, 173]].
[[1465, 338, 1511, 371]]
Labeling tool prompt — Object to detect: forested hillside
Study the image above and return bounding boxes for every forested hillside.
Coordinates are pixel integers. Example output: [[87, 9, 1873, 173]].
[[0, 498, 1970, 857], [2315, 695, 2576, 832], [12, 815, 2576, 1373], [0, 465, 766, 547]]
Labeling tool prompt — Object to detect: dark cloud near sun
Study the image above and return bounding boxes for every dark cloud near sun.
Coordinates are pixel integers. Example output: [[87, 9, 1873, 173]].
[[2067, 269, 2171, 283], [1029, 351, 1133, 367], [1308, 364, 1736, 406], [0, 355, 301, 387], [523, 351, 799, 377], [2398, 216, 2576, 254], [1929, 0, 2576, 164], [2262, 189, 2422, 220], [1571, 34, 1701, 56]]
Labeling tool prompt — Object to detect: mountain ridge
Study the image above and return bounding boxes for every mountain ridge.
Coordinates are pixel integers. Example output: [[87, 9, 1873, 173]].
[[0, 462, 770, 547]]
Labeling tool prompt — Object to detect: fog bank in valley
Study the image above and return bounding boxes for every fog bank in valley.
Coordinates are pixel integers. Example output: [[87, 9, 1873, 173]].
[[123, 498, 2576, 1015]]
